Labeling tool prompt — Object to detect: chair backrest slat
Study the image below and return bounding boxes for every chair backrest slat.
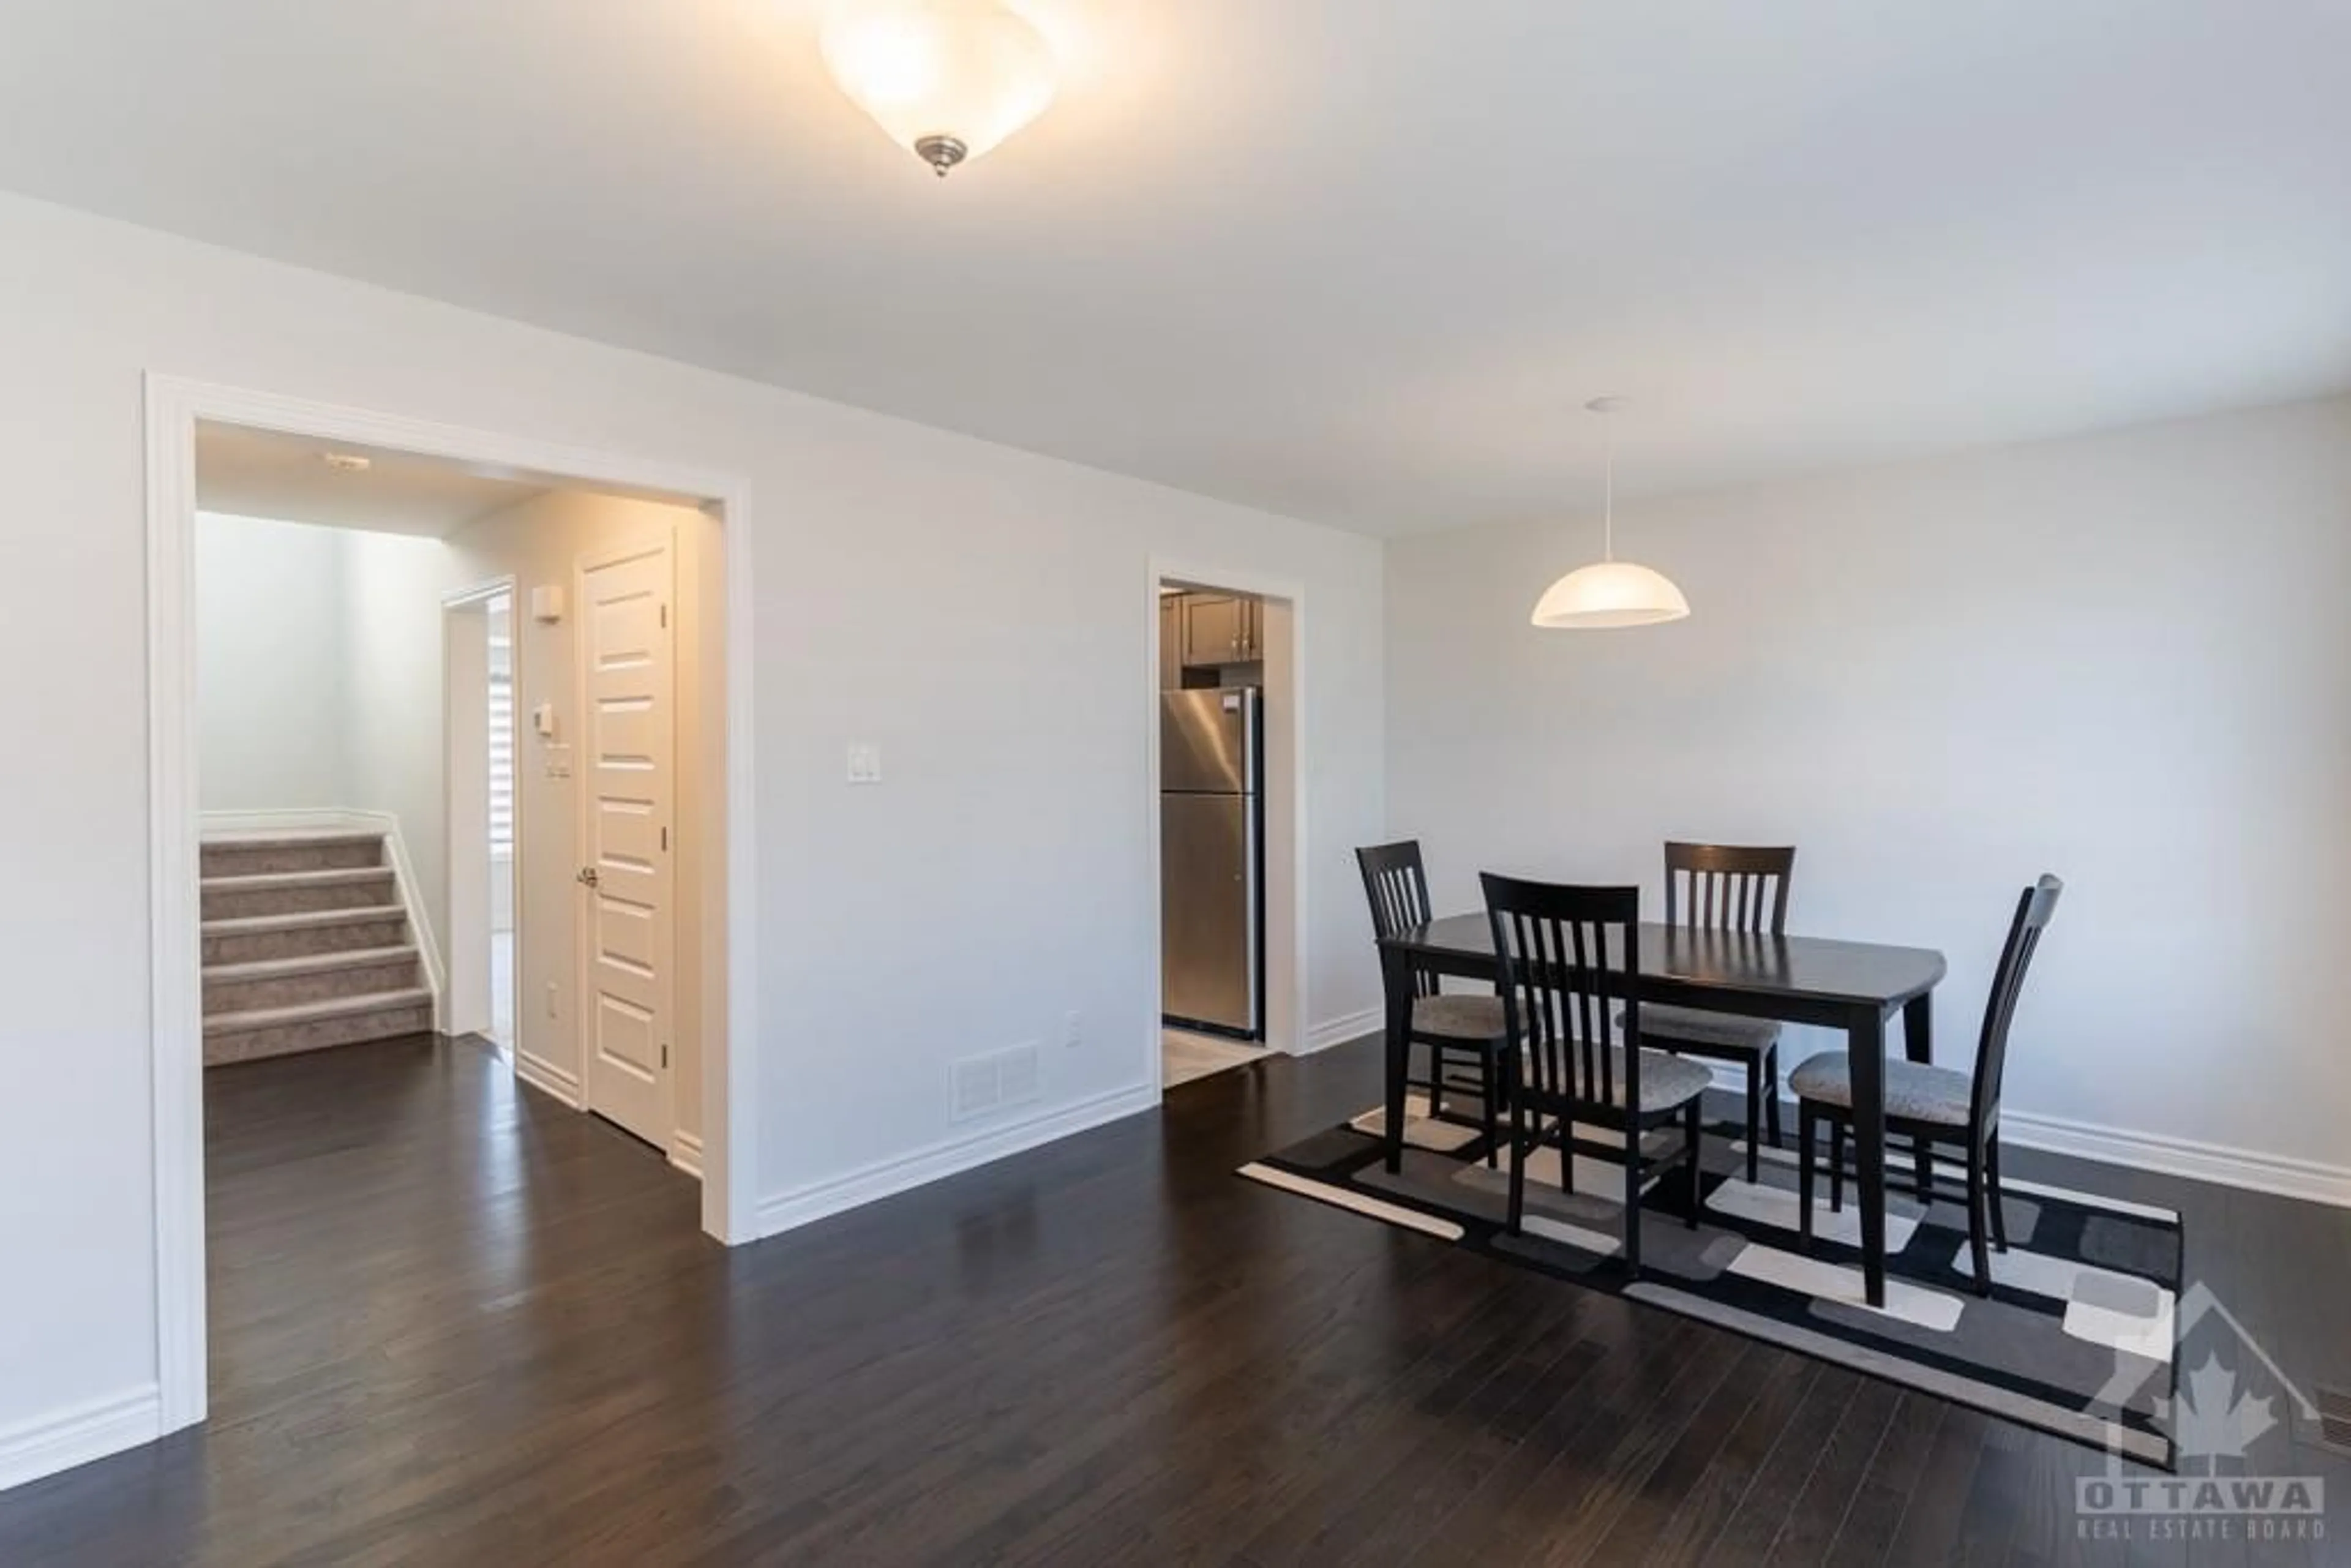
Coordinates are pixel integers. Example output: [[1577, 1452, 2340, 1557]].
[[1356, 841, 1439, 999], [1664, 841, 1796, 935], [1482, 874, 1642, 1118], [1971, 875, 2062, 1127]]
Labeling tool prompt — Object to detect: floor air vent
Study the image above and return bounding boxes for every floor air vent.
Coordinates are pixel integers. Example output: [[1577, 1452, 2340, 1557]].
[[951, 1043, 1042, 1123]]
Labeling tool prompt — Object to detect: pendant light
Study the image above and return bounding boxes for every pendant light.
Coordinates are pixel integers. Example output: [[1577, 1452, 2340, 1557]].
[[819, 0, 1060, 178], [1530, 398, 1690, 629]]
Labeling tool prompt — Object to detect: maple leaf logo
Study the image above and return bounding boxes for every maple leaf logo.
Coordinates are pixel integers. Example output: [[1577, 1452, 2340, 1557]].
[[2159, 1353, 2277, 1467]]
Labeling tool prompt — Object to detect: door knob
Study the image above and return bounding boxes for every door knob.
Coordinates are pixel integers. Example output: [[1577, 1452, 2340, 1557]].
[[577, 866, 600, 888]]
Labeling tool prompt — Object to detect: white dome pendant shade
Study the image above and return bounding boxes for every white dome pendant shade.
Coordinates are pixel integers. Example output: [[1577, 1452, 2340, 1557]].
[[819, 0, 1060, 178], [1531, 398, 1690, 630], [1531, 560, 1691, 629]]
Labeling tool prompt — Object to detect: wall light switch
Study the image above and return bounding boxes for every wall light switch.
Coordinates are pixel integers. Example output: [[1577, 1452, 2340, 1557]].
[[846, 742, 883, 784]]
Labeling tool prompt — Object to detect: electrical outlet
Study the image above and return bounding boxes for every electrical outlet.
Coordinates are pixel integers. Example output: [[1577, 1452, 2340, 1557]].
[[1062, 1010, 1083, 1049], [846, 741, 883, 784]]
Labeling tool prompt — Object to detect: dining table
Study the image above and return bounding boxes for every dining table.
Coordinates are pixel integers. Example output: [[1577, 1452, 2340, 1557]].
[[1378, 914, 1948, 1308]]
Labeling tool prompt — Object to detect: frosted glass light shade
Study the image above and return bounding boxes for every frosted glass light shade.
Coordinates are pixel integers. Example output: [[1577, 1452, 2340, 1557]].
[[1530, 560, 1691, 629], [820, 0, 1059, 173]]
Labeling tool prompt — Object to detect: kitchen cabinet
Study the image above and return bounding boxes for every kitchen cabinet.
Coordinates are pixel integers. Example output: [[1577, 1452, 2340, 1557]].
[[1176, 594, 1261, 667], [1160, 594, 1183, 688]]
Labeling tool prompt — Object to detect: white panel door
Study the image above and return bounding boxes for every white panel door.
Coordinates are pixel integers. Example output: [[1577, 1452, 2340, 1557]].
[[576, 535, 675, 1149]]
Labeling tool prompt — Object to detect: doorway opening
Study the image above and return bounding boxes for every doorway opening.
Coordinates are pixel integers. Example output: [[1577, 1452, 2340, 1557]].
[[443, 582, 519, 1059], [1152, 571, 1304, 1091], [148, 377, 759, 1438], [190, 423, 712, 1152]]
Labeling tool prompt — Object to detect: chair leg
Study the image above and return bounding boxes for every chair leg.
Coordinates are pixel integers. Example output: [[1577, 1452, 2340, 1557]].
[[1987, 1132, 2009, 1252], [1965, 1140, 1992, 1296], [1481, 1049, 1499, 1171], [1829, 1120, 1846, 1214], [1560, 1111, 1575, 1195], [1914, 1132, 1934, 1206], [1684, 1100, 1703, 1228], [1763, 1048, 1783, 1149], [1426, 1043, 1445, 1122], [1624, 1116, 1643, 1281], [1505, 1092, 1527, 1236], [1744, 1062, 1761, 1185], [1798, 1107, 1817, 1248]]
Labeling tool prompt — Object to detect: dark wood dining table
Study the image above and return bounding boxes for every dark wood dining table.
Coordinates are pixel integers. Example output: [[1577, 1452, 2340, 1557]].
[[1378, 915, 1947, 1307]]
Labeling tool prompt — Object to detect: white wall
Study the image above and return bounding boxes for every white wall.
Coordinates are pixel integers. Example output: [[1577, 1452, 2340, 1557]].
[[1385, 394, 2351, 1176], [337, 528, 461, 926], [0, 190, 1385, 1469], [193, 512, 350, 811]]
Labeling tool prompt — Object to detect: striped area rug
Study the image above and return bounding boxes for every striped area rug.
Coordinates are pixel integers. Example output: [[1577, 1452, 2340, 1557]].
[[1240, 1095, 2183, 1468]]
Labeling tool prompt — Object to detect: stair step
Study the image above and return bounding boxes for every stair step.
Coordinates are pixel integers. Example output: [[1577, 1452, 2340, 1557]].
[[203, 944, 418, 983], [204, 986, 432, 1035], [203, 988, 436, 1067], [201, 831, 385, 877], [201, 866, 398, 921], [202, 945, 422, 1017], [201, 906, 409, 966], [200, 866, 394, 892], [201, 905, 407, 935]]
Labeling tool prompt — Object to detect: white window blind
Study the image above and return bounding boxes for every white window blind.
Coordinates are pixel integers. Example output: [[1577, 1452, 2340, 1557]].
[[489, 634, 515, 857]]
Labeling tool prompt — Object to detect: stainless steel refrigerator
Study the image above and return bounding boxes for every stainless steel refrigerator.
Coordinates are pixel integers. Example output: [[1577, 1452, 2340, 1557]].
[[1161, 688, 1262, 1038]]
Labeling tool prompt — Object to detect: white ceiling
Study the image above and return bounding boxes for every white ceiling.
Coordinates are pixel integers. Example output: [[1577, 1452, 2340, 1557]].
[[195, 424, 549, 536], [7, 1, 2347, 536]]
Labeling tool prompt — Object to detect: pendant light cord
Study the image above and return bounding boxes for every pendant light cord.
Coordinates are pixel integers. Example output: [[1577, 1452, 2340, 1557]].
[[1602, 412, 1616, 561]]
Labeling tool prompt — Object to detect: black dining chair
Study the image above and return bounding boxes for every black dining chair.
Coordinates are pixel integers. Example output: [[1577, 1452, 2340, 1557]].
[[1482, 874, 1709, 1279], [1620, 842, 1796, 1184], [1791, 875, 2063, 1294], [1356, 841, 1512, 1166]]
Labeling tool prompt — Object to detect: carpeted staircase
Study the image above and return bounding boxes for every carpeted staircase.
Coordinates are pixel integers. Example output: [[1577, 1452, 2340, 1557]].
[[201, 830, 432, 1065]]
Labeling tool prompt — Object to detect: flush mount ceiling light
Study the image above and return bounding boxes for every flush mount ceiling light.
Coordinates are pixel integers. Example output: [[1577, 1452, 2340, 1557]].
[[1530, 398, 1690, 630], [320, 452, 373, 473], [819, 0, 1059, 178]]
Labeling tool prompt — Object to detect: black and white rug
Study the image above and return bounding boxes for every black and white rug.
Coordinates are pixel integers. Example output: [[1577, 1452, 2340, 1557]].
[[1240, 1094, 2183, 1468]]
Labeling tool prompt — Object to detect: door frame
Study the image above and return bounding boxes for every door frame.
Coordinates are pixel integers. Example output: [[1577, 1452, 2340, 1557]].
[[145, 374, 762, 1436], [572, 530, 680, 1151], [1145, 557, 1310, 1091], [441, 575, 520, 1051]]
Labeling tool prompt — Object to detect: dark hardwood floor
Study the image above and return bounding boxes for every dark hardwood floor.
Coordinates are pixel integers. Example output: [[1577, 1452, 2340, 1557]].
[[2, 1033, 2345, 1565]]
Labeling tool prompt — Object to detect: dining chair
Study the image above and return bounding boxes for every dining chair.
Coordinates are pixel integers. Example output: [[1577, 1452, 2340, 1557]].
[[1619, 842, 1795, 1184], [1791, 875, 2063, 1295], [1482, 873, 1709, 1280], [1356, 841, 1512, 1166]]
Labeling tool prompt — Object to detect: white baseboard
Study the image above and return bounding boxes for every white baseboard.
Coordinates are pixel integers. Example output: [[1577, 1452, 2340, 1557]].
[[1998, 1110, 2351, 1210], [516, 1051, 583, 1109], [755, 1082, 1158, 1239], [670, 1129, 705, 1181], [200, 806, 447, 1032], [1300, 1007, 1381, 1055], [1696, 1061, 2351, 1210], [200, 806, 367, 836], [0, 1385, 160, 1495]]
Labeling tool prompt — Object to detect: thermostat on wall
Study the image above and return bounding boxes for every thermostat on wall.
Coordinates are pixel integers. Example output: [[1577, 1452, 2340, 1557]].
[[531, 585, 564, 623]]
